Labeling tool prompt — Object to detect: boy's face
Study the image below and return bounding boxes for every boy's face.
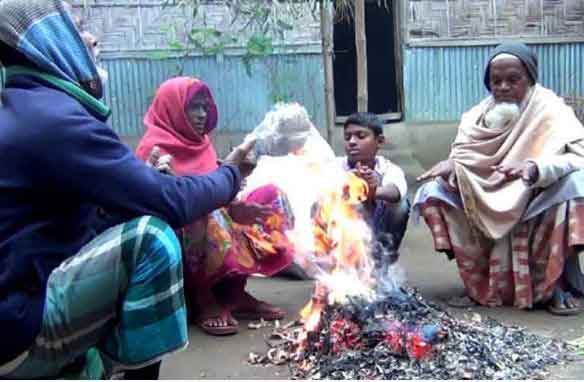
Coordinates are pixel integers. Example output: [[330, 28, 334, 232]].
[[344, 123, 384, 165]]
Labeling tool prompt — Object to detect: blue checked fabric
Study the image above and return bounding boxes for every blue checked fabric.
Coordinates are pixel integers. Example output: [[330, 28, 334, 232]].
[[0, 0, 98, 85]]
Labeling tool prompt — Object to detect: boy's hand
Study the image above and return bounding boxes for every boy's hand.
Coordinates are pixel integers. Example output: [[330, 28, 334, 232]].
[[355, 162, 378, 200]]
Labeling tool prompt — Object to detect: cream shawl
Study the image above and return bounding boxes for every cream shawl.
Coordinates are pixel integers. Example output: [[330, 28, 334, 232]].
[[450, 85, 584, 239]]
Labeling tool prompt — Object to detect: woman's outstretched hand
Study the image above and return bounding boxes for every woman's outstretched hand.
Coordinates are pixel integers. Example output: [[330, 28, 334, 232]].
[[229, 201, 273, 225], [224, 139, 257, 177], [417, 159, 454, 183]]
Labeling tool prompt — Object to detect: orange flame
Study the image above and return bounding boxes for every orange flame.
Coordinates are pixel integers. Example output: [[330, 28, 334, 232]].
[[299, 172, 374, 333]]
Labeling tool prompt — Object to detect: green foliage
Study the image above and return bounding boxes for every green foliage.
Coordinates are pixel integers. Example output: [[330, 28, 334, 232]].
[[147, 51, 174, 60], [157, 0, 320, 72], [155, 0, 393, 78], [245, 34, 273, 56], [242, 33, 274, 76], [189, 27, 238, 55]]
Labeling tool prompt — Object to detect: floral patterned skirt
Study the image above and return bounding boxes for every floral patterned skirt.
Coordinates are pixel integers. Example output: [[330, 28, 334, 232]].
[[181, 184, 295, 297]]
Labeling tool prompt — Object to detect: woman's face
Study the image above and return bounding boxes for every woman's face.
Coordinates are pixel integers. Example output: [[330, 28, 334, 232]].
[[185, 93, 209, 137], [488, 57, 531, 104], [81, 31, 99, 61], [63, 2, 104, 98]]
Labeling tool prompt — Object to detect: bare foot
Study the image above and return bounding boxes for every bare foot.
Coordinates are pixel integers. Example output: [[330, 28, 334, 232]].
[[214, 277, 286, 320], [230, 291, 286, 321]]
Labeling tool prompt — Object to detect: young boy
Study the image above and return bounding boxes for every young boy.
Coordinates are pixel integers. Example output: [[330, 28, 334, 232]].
[[337, 112, 410, 266]]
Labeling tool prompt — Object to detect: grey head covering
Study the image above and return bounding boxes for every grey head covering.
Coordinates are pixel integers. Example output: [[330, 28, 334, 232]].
[[484, 42, 538, 91]]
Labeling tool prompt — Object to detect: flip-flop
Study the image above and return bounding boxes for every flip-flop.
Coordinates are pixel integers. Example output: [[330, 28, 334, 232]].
[[547, 291, 583, 316], [232, 303, 287, 321], [446, 295, 478, 308], [195, 316, 239, 336]]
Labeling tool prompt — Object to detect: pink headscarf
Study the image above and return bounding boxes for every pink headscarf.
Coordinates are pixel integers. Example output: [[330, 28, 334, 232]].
[[136, 77, 219, 175]]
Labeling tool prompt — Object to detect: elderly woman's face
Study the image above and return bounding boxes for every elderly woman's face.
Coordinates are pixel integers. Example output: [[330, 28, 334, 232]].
[[488, 57, 531, 104], [185, 93, 209, 138]]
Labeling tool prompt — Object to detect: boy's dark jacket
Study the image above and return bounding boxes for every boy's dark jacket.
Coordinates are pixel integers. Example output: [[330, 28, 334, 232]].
[[0, 73, 241, 364]]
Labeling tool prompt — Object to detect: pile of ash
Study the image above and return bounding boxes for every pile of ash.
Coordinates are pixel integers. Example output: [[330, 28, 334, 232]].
[[248, 288, 577, 380]]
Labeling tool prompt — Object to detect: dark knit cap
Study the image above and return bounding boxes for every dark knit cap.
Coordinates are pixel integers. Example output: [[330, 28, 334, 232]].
[[484, 42, 538, 91]]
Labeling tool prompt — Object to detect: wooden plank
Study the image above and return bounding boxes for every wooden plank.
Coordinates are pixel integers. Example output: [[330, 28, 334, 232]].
[[393, 0, 404, 117], [335, 112, 402, 124], [406, 36, 584, 48], [355, 0, 368, 112], [320, 1, 336, 143]]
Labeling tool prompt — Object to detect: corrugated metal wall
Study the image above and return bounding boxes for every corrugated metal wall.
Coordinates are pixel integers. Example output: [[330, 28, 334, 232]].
[[1, 53, 326, 138], [4, 43, 582, 126], [102, 53, 326, 137], [404, 42, 584, 121]]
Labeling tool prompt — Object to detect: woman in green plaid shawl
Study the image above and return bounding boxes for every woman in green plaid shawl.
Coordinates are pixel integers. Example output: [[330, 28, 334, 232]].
[[0, 0, 252, 378]]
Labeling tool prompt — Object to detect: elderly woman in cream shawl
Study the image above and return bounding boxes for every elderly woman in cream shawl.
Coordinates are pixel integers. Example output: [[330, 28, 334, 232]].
[[415, 42, 584, 315]]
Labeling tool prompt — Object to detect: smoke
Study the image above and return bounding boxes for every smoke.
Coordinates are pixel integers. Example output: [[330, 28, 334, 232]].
[[242, 103, 406, 301]]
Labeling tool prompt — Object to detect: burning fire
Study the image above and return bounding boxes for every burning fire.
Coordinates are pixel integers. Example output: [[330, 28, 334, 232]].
[[299, 283, 327, 332], [299, 172, 375, 333], [240, 103, 391, 350], [243, 107, 570, 378]]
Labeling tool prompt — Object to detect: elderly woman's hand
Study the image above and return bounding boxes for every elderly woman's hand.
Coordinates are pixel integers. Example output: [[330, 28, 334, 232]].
[[492, 161, 539, 184], [146, 146, 175, 175], [417, 159, 454, 183]]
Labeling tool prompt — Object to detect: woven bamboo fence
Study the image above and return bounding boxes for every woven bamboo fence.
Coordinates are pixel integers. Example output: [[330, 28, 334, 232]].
[[407, 0, 584, 40]]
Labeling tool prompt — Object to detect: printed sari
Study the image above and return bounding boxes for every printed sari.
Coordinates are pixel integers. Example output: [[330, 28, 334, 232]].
[[136, 77, 294, 307]]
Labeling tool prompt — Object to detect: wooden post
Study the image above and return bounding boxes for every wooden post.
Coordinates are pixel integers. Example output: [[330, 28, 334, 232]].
[[354, 0, 368, 112], [320, 0, 336, 143]]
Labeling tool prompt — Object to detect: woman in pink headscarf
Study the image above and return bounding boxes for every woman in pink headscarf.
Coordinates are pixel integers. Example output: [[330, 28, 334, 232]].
[[136, 77, 294, 335]]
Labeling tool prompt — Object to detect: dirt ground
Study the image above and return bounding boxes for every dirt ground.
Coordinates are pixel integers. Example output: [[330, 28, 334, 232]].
[[160, 220, 584, 380]]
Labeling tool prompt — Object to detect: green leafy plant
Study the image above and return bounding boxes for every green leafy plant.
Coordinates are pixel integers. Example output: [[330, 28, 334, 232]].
[[241, 33, 274, 75], [155, 1, 390, 78], [189, 27, 238, 55], [155, 0, 321, 74], [245, 34, 273, 56]]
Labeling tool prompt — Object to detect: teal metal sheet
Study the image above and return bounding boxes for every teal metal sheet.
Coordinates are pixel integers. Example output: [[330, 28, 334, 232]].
[[404, 43, 584, 122], [1, 54, 325, 137], [101, 53, 326, 137]]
